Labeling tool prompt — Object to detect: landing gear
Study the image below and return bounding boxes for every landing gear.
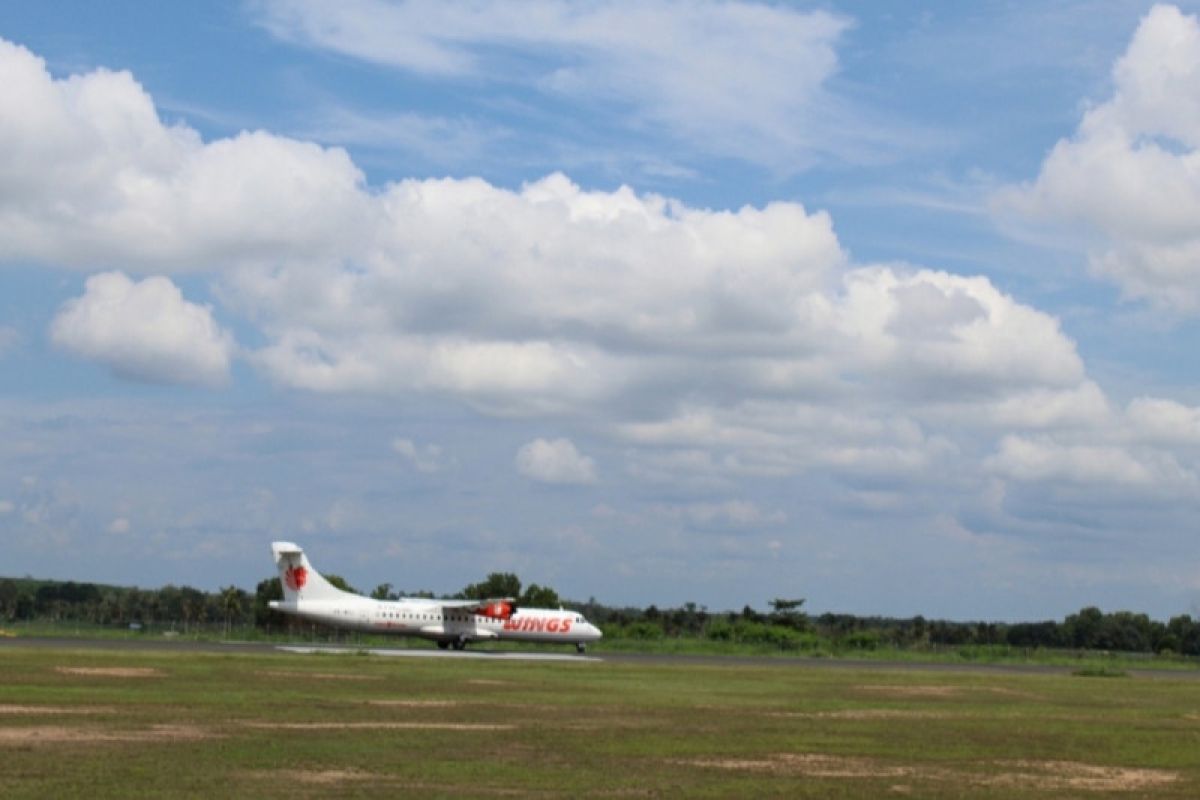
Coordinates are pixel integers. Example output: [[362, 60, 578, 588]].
[[436, 640, 450, 650], [453, 636, 468, 651], [576, 643, 587, 654]]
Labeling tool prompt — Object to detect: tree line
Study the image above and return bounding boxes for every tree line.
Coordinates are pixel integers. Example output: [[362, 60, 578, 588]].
[[2, 573, 1199, 656], [588, 601, 1200, 655]]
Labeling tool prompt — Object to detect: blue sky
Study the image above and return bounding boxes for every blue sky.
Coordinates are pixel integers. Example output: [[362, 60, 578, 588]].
[[2, 1, 1199, 621]]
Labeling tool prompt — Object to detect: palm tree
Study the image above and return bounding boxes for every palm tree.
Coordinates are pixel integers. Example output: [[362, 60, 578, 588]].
[[220, 586, 243, 638]]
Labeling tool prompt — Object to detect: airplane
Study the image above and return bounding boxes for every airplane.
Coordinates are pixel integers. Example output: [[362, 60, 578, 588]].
[[268, 541, 602, 653]]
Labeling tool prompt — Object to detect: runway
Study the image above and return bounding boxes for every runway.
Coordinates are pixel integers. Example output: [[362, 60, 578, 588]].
[[0, 635, 605, 662], [277, 644, 601, 662], [2, 635, 1198, 678]]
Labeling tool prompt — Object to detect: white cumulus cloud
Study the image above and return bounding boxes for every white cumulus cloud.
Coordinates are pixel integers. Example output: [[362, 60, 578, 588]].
[[2, 29, 1197, 551], [241, 172, 844, 414], [995, 4, 1200, 312], [50, 272, 235, 387], [516, 438, 597, 485], [658, 500, 786, 529], [986, 434, 1196, 492], [0, 38, 374, 272], [391, 438, 445, 473], [1126, 397, 1200, 445], [253, 0, 902, 170]]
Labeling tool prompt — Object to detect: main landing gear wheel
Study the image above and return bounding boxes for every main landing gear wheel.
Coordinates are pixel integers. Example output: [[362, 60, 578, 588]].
[[576, 643, 587, 654], [436, 641, 450, 650], [452, 636, 468, 651]]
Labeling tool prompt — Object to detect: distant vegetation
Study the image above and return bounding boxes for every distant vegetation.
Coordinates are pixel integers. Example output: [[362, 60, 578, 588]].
[[2, 572, 1199, 658]]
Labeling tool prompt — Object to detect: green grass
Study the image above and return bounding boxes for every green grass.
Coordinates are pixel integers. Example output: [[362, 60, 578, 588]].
[[1, 643, 1198, 797], [9, 621, 1200, 673], [1071, 666, 1129, 678]]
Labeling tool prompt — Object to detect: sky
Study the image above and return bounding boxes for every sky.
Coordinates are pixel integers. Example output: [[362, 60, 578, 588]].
[[1, 1, 1199, 621]]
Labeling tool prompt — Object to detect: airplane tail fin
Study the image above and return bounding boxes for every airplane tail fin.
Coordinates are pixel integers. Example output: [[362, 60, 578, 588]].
[[271, 541, 354, 603]]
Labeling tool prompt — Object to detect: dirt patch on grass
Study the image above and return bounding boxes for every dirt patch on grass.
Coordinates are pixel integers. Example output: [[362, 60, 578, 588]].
[[682, 753, 913, 779], [983, 686, 1042, 700], [770, 709, 951, 721], [243, 768, 381, 786], [855, 684, 960, 699], [242, 721, 515, 731], [367, 700, 461, 708], [854, 683, 1041, 702], [683, 752, 1178, 791], [984, 760, 1178, 792], [466, 679, 512, 686], [246, 771, 555, 796], [0, 704, 115, 715], [562, 716, 664, 732], [258, 670, 382, 681], [54, 666, 165, 678], [0, 724, 214, 746]]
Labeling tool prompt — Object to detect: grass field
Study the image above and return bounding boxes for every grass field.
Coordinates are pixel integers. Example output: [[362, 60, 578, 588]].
[[11, 620, 1200, 673], [1, 644, 1198, 797]]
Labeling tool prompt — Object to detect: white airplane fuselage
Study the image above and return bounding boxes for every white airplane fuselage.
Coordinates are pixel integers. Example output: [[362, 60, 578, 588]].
[[267, 542, 602, 652], [271, 595, 597, 645]]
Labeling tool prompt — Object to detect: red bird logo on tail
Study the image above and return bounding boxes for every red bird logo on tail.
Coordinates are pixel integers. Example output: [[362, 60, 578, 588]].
[[284, 565, 308, 591]]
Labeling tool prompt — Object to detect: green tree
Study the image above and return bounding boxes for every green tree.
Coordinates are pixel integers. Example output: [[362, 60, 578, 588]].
[[1065, 606, 1104, 649], [325, 575, 358, 594], [520, 583, 560, 608], [371, 583, 397, 600], [0, 580, 17, 620], [254, 578, 284, 630], [97, 591, 122, 625], [220, 585, 245, 637], [461, 572, 521, 600], [14, 590, 34, 621], [179, 586, 206, 633], [1166, 615, 1200, 656], [768, 598, 808, 631]]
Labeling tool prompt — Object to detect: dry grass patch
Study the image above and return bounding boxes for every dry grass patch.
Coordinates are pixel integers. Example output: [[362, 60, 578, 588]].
[[258, 670, 381, 681], [241, 769, 554, 796], [0, 723, 215, 746], [983, 686, 1043, 700], [367, 699, 462, 708], [0, 704, 115, 715], [853, 683, 1042, 702], [241, 721, 515, 731], [769, 709, 952, 721], [242, 768, 383, 786], [855, 684, 960, 699], [681, 753, 914, 779], [683, 752, 1179, 792], [54, 666, 165, 678], [984, 760, 1179, 792]]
